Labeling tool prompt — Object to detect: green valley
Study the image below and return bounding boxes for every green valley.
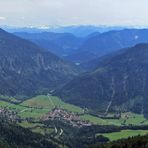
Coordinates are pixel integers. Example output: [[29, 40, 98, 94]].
[[0, 94, 148, 146], [100, 130, 148, 141]]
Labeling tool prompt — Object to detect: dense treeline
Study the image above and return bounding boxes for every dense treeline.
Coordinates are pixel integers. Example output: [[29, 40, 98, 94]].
[[1, 118, 148, 148], [44, 120, 109, 148], [91, 134, 148, 148], [0, 119, 148, 148], [0, 121, 58, 148], [44, 119, 148, 147]]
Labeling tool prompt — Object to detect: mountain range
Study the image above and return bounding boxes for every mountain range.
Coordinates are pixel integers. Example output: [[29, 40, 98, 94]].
[[15, 29, 148, 66], [14, 32, 84, 57], [5, 25, 125, 37], [0, 28, 79, 98], [70, 29, 148, 64], [55, 43, 148, 118], [80, 29, 148, 55]]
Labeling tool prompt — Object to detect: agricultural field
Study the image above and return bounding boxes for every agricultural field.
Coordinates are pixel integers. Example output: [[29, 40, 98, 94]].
[[80, 112, 148, 126], [0, 95, 86, 136], [99, 130, 148, 141], [1, 95, 148, 124], [22, 95, 84, 114], [0, 95, 148, 141], [80, 114, 108, 125], [1, 95, 148, 125], [0, 95, 84, 120], [18, 121, 54, 135]]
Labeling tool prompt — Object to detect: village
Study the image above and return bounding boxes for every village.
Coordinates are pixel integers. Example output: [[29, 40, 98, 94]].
[[42, 108, 92, 128], [0, 105, 92, 128], [0, 108, 19, 122]]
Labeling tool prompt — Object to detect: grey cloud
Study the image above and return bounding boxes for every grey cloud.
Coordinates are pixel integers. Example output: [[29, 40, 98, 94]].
[[0, 0, 147, 27]]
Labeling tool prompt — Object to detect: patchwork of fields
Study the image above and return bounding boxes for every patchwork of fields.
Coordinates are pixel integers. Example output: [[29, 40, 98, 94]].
[[99, 130, 148, 141], [80, 112, 148, 126], [0, 95, 148, 141]]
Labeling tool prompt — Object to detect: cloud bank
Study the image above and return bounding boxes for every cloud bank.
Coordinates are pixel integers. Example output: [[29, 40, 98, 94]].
[[0, 0, 147, 27]]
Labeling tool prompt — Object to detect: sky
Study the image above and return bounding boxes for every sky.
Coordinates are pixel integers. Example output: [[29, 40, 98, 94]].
[[0, 0, 148, 27]]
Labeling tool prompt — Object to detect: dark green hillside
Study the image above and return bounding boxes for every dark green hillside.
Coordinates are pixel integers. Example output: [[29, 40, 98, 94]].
[[0, 28, 79, 98], [0, 121, 57, 148], [93, 134, 148, 148], [55, 43, 148, 118]]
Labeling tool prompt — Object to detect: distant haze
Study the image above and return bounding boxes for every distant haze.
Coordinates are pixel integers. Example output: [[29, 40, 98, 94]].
[[0, 0, 148, 27]]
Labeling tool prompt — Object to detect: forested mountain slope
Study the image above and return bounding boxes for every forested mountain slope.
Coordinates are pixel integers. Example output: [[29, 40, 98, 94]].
[[0, 28, 79, 98], [56, 43, 148, 118]]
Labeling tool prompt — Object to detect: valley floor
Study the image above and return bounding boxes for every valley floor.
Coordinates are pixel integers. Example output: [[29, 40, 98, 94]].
[[0, 95, 148, 146]]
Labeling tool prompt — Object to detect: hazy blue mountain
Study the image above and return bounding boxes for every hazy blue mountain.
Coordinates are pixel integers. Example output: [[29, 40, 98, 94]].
[[13, 28, 148, 69], [55, 43, 148, 118], [81, 48, 129, 71], [48, 25, 125, 37], [5, 25, 125, 37], [78, 29, 148, 57], [49, 25, 102, 37], [0, 28, 79, 98], [14, 32, 84, 57], [65, 51, 98, 65], [61, 29, 148, 65]]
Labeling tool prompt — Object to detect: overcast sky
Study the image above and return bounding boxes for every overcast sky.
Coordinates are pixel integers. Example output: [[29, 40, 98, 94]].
[[0, 0, 148, 27]]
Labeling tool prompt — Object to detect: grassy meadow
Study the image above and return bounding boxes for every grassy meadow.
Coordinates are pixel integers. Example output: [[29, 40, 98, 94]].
[[0, 95, 148, 141], [100, 130, 148, 141]]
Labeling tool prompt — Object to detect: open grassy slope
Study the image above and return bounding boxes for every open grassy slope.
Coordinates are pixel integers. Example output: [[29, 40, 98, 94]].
[[100, 130, 148, 141], [80, 112, 148, 126], [0, 95, 148, 142], [1, 95, 148, 125], [22, 95, 84, 113]]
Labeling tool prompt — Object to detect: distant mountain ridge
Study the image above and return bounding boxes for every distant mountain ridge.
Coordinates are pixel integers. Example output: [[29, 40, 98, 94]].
[[5, 25, 125, 37], [14, 28, 148, 66], [79, 29, 148, 56], [69, 29, 148, 64], [14, 32, 84, 57]]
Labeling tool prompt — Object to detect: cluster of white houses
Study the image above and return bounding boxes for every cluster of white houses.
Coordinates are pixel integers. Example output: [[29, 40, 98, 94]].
[[42, 108, 92, 128]]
